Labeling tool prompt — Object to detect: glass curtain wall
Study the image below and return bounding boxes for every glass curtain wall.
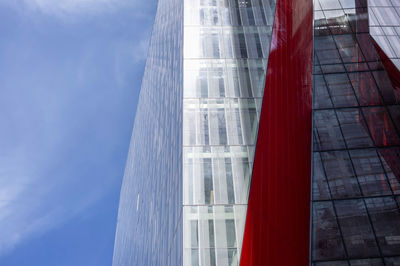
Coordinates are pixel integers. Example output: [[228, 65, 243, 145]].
[[112, 0, 183, 265], [182, 0, 276, 265], [311, 0, 400, 265], [368, 0, 400, 70]]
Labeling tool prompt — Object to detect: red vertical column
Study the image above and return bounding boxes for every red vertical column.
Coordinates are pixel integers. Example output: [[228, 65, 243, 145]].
[[239, 0, 313, 265]]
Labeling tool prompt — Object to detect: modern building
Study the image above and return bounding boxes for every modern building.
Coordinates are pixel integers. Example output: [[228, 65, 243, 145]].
[[112, 0, 400, 265]]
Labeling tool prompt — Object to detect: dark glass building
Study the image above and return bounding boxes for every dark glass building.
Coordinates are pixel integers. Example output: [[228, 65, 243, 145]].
[[112, 0, 400, 265], [312, 0, 400, 265]]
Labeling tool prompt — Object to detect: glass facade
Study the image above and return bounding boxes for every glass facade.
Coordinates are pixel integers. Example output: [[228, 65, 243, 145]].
[[369, 0, 400, 70], [312, 0, 400, 264], [113, 0, 400, 265], [182, 0, 276, 265], [112, 0, 183, 265]]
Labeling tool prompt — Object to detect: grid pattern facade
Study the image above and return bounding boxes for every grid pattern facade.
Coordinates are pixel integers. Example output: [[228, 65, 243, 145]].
[[369, 0, 400, 70], [312, 0, 400, 265], [112, 0, 183, 265], [182, 0, 276, 265]]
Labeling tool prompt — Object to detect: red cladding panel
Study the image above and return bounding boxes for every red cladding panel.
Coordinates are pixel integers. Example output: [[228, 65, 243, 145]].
[[239, 0, 313, 265], [379, 148, 400, 180], [369, 39, 400, 182], [372, 38, 400, 101]]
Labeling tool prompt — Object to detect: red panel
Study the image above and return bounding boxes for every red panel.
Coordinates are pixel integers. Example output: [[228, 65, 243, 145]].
[[369, 39, 400, 181], [239, 0, 313, 265], [372, 38, 400, 101], [379, 148, 400, 180], [362, 107, 400, 147]]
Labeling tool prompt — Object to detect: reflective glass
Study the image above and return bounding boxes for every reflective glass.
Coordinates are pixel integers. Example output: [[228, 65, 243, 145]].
[[369, 0, 400, 70], [183, 0, 276, 264], [311, 0, 400, 264], [113, 0, 184, 265]]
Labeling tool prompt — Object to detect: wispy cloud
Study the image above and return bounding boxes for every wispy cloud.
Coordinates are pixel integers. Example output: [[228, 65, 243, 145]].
[[114, 37, 150, 87], [0, 0, 156, 260], [22, 0, 129, 15], [0, 112, 109, 256], [2, 0, 157, 21]]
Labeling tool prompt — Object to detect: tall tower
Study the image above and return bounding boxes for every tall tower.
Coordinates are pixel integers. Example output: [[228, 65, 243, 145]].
[[112, 0, 400, 265]]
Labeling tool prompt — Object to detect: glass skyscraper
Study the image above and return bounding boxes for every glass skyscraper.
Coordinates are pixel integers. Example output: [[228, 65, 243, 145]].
[[113, 0, 400, 265], [312, 0, 400, 265]]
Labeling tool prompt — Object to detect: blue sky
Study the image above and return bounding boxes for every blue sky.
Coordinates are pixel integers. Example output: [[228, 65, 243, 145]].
[[0, 0, 157, 265]]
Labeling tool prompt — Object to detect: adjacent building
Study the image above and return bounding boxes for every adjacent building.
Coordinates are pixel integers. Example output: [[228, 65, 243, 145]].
[[113, 0, 400, 265]]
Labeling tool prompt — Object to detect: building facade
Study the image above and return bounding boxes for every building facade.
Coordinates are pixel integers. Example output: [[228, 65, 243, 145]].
[[113, 0, 400, 265], [312, 0, 400, 265]]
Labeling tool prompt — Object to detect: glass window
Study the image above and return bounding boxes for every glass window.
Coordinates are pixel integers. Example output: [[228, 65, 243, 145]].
[[191, 249, 199, 266], [350, 258, 384, 266], [335, 199, 380, 258], [372, 7, 399, 26], [325, 74, 358, 107], [321, 151, 361, 198], [349, 149, 392, 196], [336, 108, 373, 149], [334, 35, 364, 64], [312, 201, 346, 260], [191, 220, 199, 247], [319, 0, 342, 10], [203, 158, 214, 204], [238, 33, 247, 58], [314, 110, 346, 151], [365, 197, 400, 256], [339, 0, 355, 8], [225, 219, 236, 247], [313, 152, 331, 200], [348, 72, 382, 106], [385, 256, 400, 265], [225, 158, 235, 204], [314, 75, 333, 109]]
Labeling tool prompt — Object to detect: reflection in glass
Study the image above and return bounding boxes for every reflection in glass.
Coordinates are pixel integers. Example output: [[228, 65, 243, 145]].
[[183, 1, 276, 264], [311, 0, 400, 264]]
